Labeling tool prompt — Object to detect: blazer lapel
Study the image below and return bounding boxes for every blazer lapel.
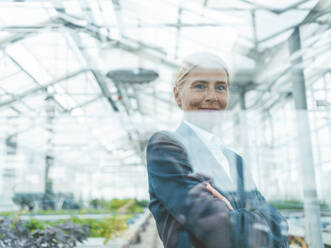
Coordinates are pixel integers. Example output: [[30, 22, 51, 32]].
[[223, 147, 257, 191], [222, 148, 240, 190], [175, 122, 236, 193]]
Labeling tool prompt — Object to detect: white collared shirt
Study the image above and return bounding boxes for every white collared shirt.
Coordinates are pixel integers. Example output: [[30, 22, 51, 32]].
[[184, 120, 232, 182]]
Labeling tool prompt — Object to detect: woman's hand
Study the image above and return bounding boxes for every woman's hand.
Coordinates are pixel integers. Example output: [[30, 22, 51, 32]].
[[206, 182, 234, 210]]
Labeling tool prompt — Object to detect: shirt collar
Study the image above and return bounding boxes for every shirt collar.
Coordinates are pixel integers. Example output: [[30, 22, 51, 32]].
[[183, 120, 222, 146]]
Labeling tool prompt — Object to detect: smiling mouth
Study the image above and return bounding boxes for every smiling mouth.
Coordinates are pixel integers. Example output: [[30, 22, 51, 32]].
[[199, 108, 220, 111]]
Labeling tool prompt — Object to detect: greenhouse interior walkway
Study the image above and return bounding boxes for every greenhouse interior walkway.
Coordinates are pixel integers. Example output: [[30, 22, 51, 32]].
[[130, 216, 163, 248]]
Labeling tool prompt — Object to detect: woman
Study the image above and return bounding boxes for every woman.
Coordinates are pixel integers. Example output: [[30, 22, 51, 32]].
[[146, 52, 288, 248]]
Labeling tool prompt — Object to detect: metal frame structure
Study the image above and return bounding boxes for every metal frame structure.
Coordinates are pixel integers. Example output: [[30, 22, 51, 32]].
[[0, 0, 331, 243]]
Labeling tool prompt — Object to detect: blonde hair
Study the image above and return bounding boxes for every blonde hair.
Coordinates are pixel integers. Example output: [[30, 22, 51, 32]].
[[174, 52, 231, 90]]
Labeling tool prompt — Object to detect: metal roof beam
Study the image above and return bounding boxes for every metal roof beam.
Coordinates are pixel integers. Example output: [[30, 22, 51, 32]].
[[91, 70, 119, 112], [237, 0, 311, 14], [0, 12, 177, 70], [65, 95, 103, 113], [248, 0, 331, 110], [57, 12, 177, 69], [62, 24, 120, 112], [4, 51, 68, 112], [0, 20, 57, 48], [0, 69, 89, 108], [254, 0, 331, 83]]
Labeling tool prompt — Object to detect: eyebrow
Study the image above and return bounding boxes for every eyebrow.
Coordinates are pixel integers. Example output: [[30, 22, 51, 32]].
[[216, 81, 227, 85], [192, 80, 227, 85], [192, 80, 208, 84]]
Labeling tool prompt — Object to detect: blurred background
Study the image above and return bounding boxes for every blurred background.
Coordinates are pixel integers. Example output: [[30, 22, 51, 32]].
[[0, 0, 330, 247]]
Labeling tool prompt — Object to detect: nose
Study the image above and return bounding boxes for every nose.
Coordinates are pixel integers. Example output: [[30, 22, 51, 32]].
[[205, 87, 217, 102]]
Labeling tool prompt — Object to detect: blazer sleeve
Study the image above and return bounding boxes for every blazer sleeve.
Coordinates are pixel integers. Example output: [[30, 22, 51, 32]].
[[147, 131, 233, 248], [146, 131, 288, 248], [241, 190, 289, 248]]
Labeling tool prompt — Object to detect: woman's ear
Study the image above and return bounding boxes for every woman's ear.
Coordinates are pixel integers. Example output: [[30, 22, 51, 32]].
[[173, 86, 182, 108]]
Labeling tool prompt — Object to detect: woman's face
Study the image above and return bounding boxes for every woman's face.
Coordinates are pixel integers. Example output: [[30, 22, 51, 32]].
[[174, 67, 229, 111]]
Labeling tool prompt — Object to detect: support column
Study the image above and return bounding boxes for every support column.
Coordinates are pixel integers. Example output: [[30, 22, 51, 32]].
[[238, 89, 248, 248], [1, 117, 17, 211], [43, 93, 55, 210], [239, 89, 250, 172], [288, 27, 323, 248]]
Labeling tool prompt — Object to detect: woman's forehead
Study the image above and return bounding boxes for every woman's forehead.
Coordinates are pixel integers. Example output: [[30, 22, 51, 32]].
[[186, 67, 228, 81]]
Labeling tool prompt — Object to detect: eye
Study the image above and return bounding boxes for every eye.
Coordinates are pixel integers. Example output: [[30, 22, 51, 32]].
[[216, 85, 226, 91], [194, 84, 206, 89]]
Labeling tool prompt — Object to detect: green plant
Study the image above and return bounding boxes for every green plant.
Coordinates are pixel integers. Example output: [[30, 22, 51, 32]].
[[1, 198, 147, 219], [100, 216, 128, 244], [136, 199, 149, 208], [1, 213, 136, 246], [48, 215, 130, 242], [0, 218, 89, 248], [24, 219, 46, 232], [269, 200, 329, 210]]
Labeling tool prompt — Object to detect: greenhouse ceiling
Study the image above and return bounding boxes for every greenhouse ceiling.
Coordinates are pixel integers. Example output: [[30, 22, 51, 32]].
[[0, 0, 330, 170]]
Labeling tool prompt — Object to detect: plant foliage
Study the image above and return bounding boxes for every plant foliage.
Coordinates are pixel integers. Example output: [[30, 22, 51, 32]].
[[0, 218, 89, 248]]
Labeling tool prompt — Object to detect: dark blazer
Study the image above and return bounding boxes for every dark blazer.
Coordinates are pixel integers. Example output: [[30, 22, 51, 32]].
[[146, 122, 288, 248]]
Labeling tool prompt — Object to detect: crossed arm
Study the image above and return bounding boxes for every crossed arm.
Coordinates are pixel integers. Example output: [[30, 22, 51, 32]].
[[147, 132, 288, 248]]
